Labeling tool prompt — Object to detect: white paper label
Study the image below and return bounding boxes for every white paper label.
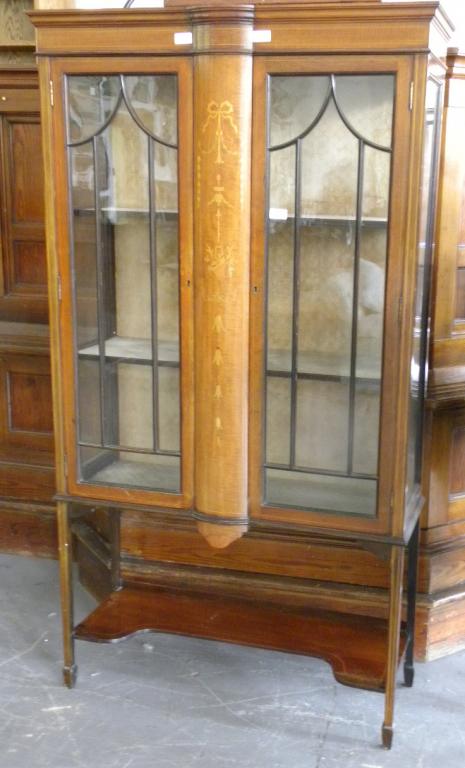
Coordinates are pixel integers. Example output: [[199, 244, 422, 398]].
[[174, 32, 193, 45], [75, 1, 164, 7], [252, 29, 272, 43], [129, 0, 164, 7], [269, 208, 288, 221]]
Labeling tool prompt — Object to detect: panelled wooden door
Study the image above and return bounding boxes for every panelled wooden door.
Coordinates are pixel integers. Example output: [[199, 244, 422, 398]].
[[0, 82, 48, 323], [0, 71, 55, 508], [48, 57, 194, 509], [249, 55, 415, 538]]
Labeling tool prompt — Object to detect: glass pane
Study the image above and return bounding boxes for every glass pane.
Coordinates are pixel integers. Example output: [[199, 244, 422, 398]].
[[124, 75, 177, 146], [266, 221, 294, 373], [333, 75, 394, 149], [264, 73, 394, 517], [265, 468, 377, 516], [268, 143, 295, 219], [68, 73, 180, 493], [455, 178, 465, 322], [298, 99, 358, 378], [117, 363, 153, 451], [67, 76, 121, 144], [269, 76, 330, 149], [266, 377, 291, 465], [456, 266, 465, 321], [77, 359, 101, 445], [295, 380, 349, 471], [297, 222, 355, 378], [155, 143, 179, 355], [159, 367, 180, 452], [406, 77, 441, 500], [353, 381, 380, 475], [80, 447, 180, 493]]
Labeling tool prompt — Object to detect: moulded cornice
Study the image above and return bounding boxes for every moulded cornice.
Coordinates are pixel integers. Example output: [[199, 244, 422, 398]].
[[447, 47, 465, 79], [29, 1, 444, 28], [29, 1, 452, 57]]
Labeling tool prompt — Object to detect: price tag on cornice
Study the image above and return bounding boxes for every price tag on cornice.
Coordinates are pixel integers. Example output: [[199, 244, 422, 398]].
[[252, 30, 272, 43], [174, 32, 193, 45]]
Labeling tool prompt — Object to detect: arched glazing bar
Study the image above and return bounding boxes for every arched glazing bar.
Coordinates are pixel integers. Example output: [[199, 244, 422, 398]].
[[67, 72, 181, 487], [67, 74, 178, 149], [268, 80, 333, 152], [264, 72, 394, 508], [268, 75, 392, 153]]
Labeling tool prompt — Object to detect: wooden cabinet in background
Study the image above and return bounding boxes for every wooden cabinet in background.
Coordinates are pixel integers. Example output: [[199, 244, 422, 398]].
[[420, 50, 465, 660], [31, 0, 452, 748], [0, 67, 55, 556], [0, 71, 48, 323]]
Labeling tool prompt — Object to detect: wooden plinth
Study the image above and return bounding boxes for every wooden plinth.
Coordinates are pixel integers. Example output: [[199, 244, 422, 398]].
[[74, 585, 407, 692]]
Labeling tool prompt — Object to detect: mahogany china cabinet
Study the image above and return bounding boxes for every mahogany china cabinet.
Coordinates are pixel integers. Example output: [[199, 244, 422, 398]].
[[30, 0, 452, 748]]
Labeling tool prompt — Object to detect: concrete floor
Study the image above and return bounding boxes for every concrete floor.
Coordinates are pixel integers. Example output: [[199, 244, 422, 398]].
[[0, 553, 464, 768]]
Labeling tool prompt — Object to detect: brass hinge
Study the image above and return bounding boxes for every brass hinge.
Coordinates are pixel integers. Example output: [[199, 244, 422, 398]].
[[49, 80, 54, 108], [409, 81, 414, 112], [57, 273, 62, 301]]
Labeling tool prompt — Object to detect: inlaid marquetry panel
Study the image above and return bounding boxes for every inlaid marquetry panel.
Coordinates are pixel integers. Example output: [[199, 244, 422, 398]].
[[193, 8, 253, 547]]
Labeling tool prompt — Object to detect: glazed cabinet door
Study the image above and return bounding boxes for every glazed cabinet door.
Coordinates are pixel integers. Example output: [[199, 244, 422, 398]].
[[50, 58, 193, 508], [250, 56, 414, 537]]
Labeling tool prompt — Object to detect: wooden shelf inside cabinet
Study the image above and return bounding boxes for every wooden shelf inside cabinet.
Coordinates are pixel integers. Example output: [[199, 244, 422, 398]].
[[74, 207, 178, 222], [74, 584, 407, 693], [78, 337, 179, 366], [268, 211, 388, 228], [267, 349, 381, 382]]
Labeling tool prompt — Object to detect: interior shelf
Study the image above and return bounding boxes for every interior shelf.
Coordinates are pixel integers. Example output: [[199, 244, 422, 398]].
[[74, 207, 178, 220], [267, 349, 381, 381], [268, 210, 388, 227], [265, 470, 377, 516], [78, 336, 179, 365], [82, 457, 180, 492], [74, 585, 406, 692]]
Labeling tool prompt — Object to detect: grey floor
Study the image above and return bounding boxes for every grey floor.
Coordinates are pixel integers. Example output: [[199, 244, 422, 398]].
[[1, 553, 464, 768]]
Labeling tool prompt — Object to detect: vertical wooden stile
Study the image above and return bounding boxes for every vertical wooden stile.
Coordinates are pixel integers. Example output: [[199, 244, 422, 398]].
[[192, 7, 253, 548]]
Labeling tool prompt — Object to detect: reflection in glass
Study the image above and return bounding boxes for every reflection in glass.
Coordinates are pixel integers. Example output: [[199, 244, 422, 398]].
[[455, 176, 465, 322], [264, 73, 394, 516], [456, 266, 465, 321], [68, 73, 180, 493], [67, 76, 121, 145]]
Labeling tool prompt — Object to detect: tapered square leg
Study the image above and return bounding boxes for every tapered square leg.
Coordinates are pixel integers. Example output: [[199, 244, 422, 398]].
[[63, 664, 78, 689], [382, 724, 393, 750], [382, 545, 404, 750], [57, 501, 77, 687]]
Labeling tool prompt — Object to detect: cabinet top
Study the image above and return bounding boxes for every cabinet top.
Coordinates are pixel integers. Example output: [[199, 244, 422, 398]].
[[29, 1, 453, 59]]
